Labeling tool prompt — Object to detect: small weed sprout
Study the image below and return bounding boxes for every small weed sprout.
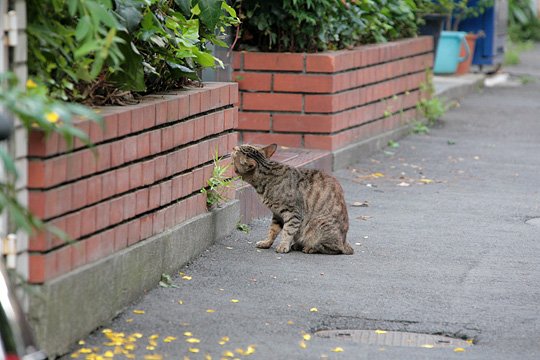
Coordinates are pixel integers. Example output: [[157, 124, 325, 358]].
[[415, 68, 448, 131], [236, 222, 250, 233], [201, 150, 238, 209]]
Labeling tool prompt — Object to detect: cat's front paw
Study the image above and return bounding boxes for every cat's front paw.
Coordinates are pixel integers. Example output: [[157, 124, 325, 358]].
[[256, 240, 273, 249], [275, 242, 291, 253]]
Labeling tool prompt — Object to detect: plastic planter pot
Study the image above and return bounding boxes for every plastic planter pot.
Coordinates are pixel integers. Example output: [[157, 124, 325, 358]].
[[433, 31, 470, 74]]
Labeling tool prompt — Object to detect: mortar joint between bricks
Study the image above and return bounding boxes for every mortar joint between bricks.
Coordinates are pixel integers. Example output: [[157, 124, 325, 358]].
[[270, 73, 275, 93], [302, 53, 307, 74]]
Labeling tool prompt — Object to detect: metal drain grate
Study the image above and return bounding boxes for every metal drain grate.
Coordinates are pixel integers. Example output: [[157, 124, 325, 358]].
[[315, 330, 472, 348]]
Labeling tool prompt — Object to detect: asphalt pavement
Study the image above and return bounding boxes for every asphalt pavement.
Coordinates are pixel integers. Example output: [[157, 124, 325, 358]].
[[68, 45, 540, 360]]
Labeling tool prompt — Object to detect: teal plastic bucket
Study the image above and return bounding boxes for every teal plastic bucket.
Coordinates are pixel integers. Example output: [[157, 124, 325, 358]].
[[433, 31, 470, 74]]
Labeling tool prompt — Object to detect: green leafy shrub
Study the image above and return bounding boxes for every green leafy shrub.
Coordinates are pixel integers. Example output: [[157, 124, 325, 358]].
[[200, 150, 238, 208], [28, 0, 239, 104], [509, 0, 540, 42], [235, 0, 419, 52]]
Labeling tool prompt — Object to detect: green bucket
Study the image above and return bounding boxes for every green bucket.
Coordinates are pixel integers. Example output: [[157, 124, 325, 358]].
[[433, 31, 470, 74]]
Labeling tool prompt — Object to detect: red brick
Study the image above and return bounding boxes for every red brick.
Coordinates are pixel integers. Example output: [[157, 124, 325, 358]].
[[153, 209, 165, 235], [110, 141, 125, 167], [89, 121, 105, 144], [215, 111, 225, 133], [182, 173, 194, 198], [137, 132, 151, 158], [116, 167, 130, 194], [161, 127, 174, 151], [243, 93, 302, 112], [238, 112, 270, 131], [232, 51, 242, 70], [143, 103, 156, 128], [127, 219, 141, 246], [86, 176, 102, 205], [242, 132, 302, 148], [114, 223, 129, 251], [272, 114, 334, 133], [99, 231, 115, 260], [164, 206, 176, 229], [306, 54, 336, 73], [205, 113, 216, 135], [201, 88, 212, 112], [224, 108, 235, 130], [56, 185, 73, 216], [28, 191, 46, 218], [52, 157, 68, 184], [149, 184, 161, 209], [96, 144, 111, 172], [103, 113, 119, 140], [117, 110, 132, 137], [173, 122, 185, 146], [96, 201, 111, 229], [228, 132, 239, 151], [175, 199, 187, 224], [136, 188, 149, 214], [142, 160, 155, 186], [179, 95, 189, 120], [124, 192, 137, 219], [274, 73, 334, 93], [80, 206, 96, 236], [171, 175, 183, 200], [230, 83, 239, 105], [156, 100, 168, 125], [167, 98, 179, 122], [65, 212, 82, 240], [110, 197, 125, 224], [131, 107, 145, 132], [149, 129, 162, 155], [29, 253, 54, 283], [154, 155, 167, 180], [28, 161, 45, 188], [74, 121, 90, 148], [244, 52, 304, 71], [56, 245, 73, 277], [72, 179, 88, 210], [140, 215, 153, 240], [85, 234, 102, 264], [123, 137, 138, 163], [192, 167, 204, 193], [233, 72, 272, 91], [218, 134, 228, 156], [160, 181, 172, 206], [304, 94, 339, 113], [28, 130, 47, 157], [187, 145, 199, 169], [101, 171, 117, 199], [184, 119, 194, 144], [304, 134, 342, 150], [194, 117, 205, 140], [189, 92, 202, 116], [71, 241, 86, 269]]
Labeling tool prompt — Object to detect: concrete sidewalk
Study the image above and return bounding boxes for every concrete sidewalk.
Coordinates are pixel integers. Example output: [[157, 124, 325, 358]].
[[68, 46, 540, 360]]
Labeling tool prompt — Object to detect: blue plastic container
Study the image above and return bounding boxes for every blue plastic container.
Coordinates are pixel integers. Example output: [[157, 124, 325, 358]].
[[433, 31, 470, 74]]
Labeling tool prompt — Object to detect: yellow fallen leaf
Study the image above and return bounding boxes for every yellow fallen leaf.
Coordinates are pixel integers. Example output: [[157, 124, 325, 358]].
[[125, 319, 133, 323], [230, 299, 239, 303], [299, 341, 307, 349], [222, 350, 234, 357], [132, 333, 143, 339], [466, 339, 474, 345], [221, 336, 230, 342], [205, 355, 212, 360], [179, 272, 185, 275], [146, 346, 155, 351], [303, 334, 311, 341], [186, 338, 200, 344], [372, 172, 385, 178], [421, 344, 434, 348], [178, 300, 184, 305], [287, 320, 294, 325], [219, 341, 227, 345], [420, 179, 433, 184], [149, 334, 159, 340], [149, 340, 158, 347], [188, 348, 200, 353], [163, 336, 177, 343], [206, 309, 216, 313], [102, 329, 112, 334], [331, 347, 344, 352], [235, 348, 245, 355], [182, 276, 192, 280], [80, 348, 92, 354], [184, 332, 193, 337], [310, 307, 318, 312], [78, 340, 86, 345], [70, 353, 79, 358], [245, 345, 256, 355], [144, 355, 163, 360], [132, 310, 145, 315], [104, 351, 114, 358], [183, 357, 190, 360], [124, 344, 135, 351], [375, 330, 387, 334], [454, 347, 465, 353], [125, 355, 135, 359]]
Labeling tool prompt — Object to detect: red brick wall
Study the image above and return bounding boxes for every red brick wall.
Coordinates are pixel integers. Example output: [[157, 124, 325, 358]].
[[26, 83, 239, 283], [233, 37, 434, 150]]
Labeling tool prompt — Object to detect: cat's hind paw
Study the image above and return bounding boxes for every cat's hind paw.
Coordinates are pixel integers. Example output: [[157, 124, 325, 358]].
[[256, 240, 273, 249]]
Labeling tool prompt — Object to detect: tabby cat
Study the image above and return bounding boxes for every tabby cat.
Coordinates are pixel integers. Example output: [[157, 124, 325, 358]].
[[231, 144, 353, 255]]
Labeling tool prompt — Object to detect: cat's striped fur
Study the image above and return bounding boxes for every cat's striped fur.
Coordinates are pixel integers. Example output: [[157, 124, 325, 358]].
[[232, 144, 353, 255]]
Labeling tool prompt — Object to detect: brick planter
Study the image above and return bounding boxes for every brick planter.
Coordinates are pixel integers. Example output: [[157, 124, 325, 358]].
[[26, 83, 238, 284], [233, 36, 434, 151]]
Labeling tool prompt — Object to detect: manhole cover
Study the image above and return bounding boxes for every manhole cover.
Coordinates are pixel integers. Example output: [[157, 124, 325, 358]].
[[315, 330, 472, 349], [525, 217, 540, 226]]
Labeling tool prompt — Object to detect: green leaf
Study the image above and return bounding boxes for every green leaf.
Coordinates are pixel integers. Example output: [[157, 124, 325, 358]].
[[116, 4, 143, 32], [74, 41, 101, 58], [198, 0, 221, 29], [192, 48, 215, 67], [175, 0, 192, 17], [0, 147, 18, 178], [75, 16, 92, 41]]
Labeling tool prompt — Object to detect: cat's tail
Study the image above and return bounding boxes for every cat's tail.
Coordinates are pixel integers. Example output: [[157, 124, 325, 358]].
[[342, 242, 354, 255]]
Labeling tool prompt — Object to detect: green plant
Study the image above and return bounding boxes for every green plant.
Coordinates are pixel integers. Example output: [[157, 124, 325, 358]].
[[417, 97, 447, 124], [236, 222, 250, 233], [28, 0, 239, 104], [235, 0, 419, 52], [415, 0, 492, 30], [200, 150, 238, 208], [387, 140, 400, 148], [509, 0, 540, 42], [0, 72, 101, 235], [412, 121, 430, 134]]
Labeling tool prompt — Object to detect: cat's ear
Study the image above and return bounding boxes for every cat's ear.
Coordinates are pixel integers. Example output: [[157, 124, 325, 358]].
[[261, 144, 277, 158]]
